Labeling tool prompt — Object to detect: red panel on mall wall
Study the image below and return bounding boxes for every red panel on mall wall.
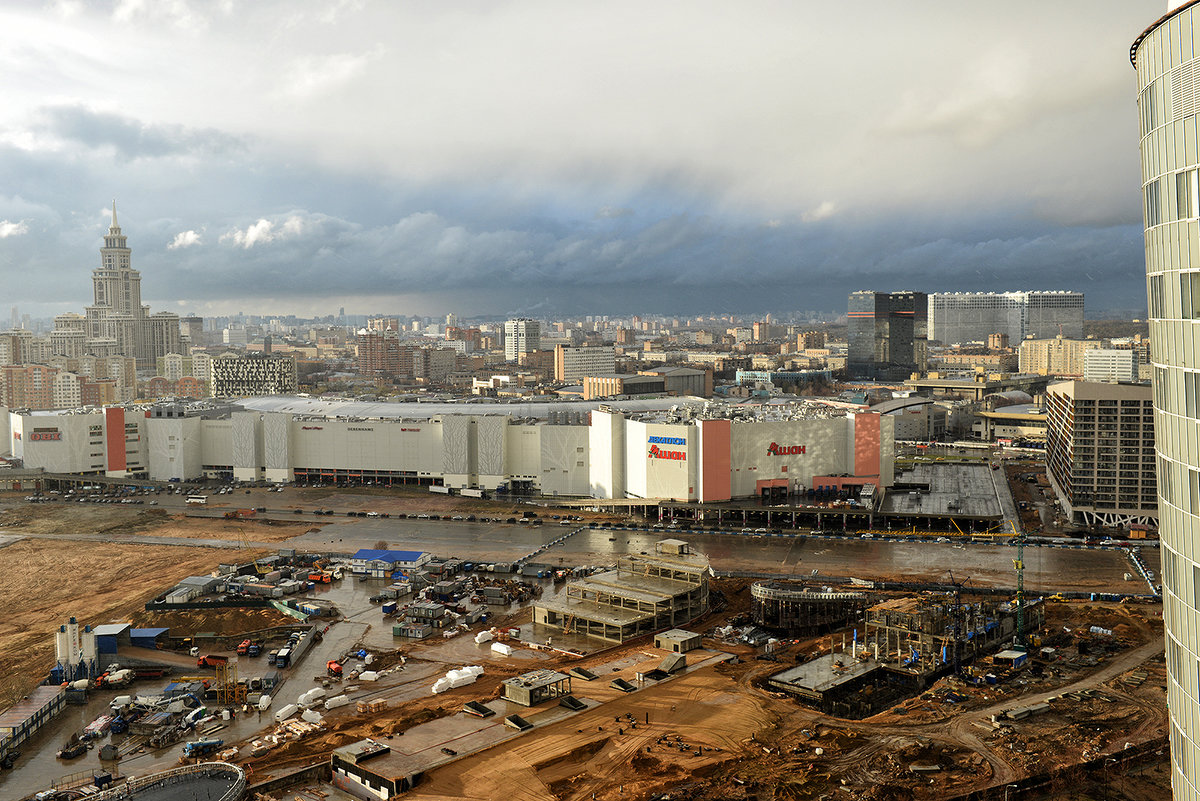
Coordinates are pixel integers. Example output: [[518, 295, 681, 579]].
[[106, 407, 126, 472], [698, 419, 731, 502], [854, 412, 880, 478]]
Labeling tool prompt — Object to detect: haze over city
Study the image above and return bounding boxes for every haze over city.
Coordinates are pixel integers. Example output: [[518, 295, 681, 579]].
[[0, 0, 1165, 318]]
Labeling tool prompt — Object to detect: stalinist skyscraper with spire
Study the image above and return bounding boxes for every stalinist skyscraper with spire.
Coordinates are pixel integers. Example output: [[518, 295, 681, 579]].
[[82, 202, 180, 369]]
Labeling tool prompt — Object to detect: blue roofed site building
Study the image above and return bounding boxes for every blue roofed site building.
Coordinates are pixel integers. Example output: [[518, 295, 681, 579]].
[[349, 549, 432, 579]]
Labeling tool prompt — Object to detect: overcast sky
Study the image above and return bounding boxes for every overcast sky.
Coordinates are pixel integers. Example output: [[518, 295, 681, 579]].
[[0, 0, 1167, 319]]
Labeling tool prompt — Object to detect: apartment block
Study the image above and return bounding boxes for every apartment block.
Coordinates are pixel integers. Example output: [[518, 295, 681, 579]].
[[1043, 380, 1156, 527]]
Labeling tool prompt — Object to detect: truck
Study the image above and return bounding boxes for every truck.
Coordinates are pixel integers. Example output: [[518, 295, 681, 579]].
[[132, 666, 170, 679], [308, 570, 332, 584], [275, 647, 292, 669], [326, 660, 343, 677], [197, 654, 229, 668], [182, 738, 224, 758], [247, 643, 261, 657], [267, 649, 279, 666], [236, 640, 252, 655], [57, 740, 87, 760]]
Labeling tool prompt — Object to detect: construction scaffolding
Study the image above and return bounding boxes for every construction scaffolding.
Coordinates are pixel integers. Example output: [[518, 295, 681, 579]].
[[751, 581, 868, 636], [864, 595, 1044, 675], [214, 660, 246, 705]]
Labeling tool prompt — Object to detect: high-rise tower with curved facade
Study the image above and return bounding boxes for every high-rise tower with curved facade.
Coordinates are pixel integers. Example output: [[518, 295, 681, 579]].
[[1134, 4, 1200, 798]]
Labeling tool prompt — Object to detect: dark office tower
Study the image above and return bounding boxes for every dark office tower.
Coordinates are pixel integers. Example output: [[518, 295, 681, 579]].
[[1134, 6, 1200, 798], [847, 291, 927, 380]]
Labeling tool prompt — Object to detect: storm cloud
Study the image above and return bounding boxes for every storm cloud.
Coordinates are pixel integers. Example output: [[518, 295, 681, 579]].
[[0, 1, 1164, 317]]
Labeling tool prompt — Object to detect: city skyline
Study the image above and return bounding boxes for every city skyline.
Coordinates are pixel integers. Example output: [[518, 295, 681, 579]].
[[0, 1, 1162, 318]]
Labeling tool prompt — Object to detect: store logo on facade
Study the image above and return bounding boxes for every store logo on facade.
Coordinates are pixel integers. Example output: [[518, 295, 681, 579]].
[[301, 426, 323, 430], [648, 444, 686, 461], [29, 431, 62, 441], [767, 442, 804, 456], [648, 436, 686, 446]]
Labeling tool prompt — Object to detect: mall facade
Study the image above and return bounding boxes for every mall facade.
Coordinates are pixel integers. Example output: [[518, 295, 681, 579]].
[[3, 398, 893, 503]]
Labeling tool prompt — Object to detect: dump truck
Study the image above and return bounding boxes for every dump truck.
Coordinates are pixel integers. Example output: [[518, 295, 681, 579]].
[[197, 654, 229, 668], [326, 660, 343, 677]]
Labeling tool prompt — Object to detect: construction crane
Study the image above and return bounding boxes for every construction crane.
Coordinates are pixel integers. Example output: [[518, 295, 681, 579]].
[[946, 571, 968, 676], [1013, 522, 1026, 649]]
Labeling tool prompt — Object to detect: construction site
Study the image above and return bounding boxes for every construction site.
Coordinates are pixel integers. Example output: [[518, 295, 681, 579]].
[[751, 580, 869, 636], [0, 480, 1170, 801], [532, 540, 710, 644]]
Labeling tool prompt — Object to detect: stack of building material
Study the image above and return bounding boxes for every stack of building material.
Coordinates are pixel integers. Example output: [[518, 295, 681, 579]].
[[355, 698, 388, 713], [279, 719, 323, 739], [491, 642, 513, 657], [359, 670, 379, 682], [298, 687, 326, 708], [301, 708, 324, 725], [474, 630, 495, 644]]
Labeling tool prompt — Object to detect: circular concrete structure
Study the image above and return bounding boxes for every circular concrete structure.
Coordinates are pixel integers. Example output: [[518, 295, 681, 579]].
[[750, 581, 867, 636]]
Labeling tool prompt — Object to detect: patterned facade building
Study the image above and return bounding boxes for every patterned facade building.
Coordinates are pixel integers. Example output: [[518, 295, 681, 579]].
[[928, 292, 1083, 346], [211, 354, 298, 397]]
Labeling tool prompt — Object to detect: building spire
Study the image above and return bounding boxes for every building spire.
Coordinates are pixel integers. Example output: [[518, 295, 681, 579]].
[[111, 199, 118, 230]]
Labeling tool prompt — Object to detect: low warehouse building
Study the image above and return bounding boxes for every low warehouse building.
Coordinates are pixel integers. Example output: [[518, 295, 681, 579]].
[[332, 739, 421, 799], [654, 629, 702, 653], [0, 686, 66, 763], [501, 670, 573, 707]]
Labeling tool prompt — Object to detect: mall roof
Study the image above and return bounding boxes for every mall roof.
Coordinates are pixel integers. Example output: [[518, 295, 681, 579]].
[[870, 396, 935, 414], [237, 395, 706, 420]]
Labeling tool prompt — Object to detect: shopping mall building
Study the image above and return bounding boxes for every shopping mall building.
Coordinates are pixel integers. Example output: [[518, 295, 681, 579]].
[[3, 396, 893, 502]]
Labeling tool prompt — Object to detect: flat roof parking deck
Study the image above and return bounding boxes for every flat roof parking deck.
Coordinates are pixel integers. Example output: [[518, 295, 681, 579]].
[[879, 464, 1002, 519]]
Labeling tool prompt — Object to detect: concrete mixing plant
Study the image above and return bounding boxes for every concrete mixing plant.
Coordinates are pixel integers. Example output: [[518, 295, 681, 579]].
[[51, 616, 98, 683]]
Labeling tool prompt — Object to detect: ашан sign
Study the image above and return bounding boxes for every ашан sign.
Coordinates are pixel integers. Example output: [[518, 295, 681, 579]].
[[767, 442, 804, 456], [648, 444, 686, 460]]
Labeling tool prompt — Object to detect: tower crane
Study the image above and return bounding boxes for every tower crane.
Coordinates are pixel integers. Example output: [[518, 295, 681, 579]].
[[1013, 521, 1026, 649]]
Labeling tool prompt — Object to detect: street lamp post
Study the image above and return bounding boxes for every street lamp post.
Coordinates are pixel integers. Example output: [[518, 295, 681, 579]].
[[1004, 784, 1018, 801], [1104, 757, 1117, 801]]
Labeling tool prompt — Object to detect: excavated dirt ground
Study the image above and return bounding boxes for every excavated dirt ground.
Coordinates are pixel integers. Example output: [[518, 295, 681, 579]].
[[127, 607, 299, 637], [0, 538, 270, 709], [120, 515, 313, 542]]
